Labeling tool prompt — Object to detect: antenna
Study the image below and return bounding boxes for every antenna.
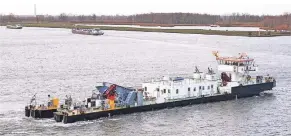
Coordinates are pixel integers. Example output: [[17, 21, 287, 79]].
[[195, 66, 200, 73]]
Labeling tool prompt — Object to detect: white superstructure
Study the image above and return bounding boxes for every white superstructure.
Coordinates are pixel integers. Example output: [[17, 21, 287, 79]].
[[142, 51, 274, 103], [142, 67, 219, 103]]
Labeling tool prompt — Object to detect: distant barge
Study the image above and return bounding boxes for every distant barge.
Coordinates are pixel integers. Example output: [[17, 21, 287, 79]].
[[72, 28, 104, 36], [210, 25, 220, 27], [6, 24, 23, 29], [49, 52, 276, 123]]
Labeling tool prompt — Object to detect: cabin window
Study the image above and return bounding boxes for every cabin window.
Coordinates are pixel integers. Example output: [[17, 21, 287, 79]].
[[176, 89, 179, 94], [164, 89, 166, 93], [144, 87, 147, 91], [211, 85, 213, 89], [202, 86, 205, 90], [157, 88, 160, 92], [193, 87, 196, 91], [208, 86, 210, 90], [168, 89, 171, 93], [199, 86, 201, 90], [188, 87, 190, 91]]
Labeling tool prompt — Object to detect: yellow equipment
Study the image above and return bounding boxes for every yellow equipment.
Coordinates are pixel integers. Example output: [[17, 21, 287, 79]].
[[109, 99, 115, 110], [52, 97, 59, 107], [48, 97, 59, 109]]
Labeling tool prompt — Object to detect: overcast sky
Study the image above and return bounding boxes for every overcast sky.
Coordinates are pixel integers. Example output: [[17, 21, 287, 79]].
[[1, 0, 291, 15]]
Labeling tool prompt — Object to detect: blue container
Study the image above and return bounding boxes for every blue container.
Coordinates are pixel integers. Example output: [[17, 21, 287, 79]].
[[96, 86, 108, 94], [96, 82, 135, 106], [137, 91, 143, 106], [125, 91, 137, 106]]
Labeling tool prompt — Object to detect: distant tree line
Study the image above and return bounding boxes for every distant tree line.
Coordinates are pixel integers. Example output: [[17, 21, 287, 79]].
[[1, 12, 291, 30]]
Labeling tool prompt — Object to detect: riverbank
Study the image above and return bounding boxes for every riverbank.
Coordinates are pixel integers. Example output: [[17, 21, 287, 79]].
[[11, 23, 291, 37]]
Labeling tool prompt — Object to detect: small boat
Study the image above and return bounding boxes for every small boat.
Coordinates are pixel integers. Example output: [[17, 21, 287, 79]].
[[72, 28, 104, 36], [6, 24, 23, 29]]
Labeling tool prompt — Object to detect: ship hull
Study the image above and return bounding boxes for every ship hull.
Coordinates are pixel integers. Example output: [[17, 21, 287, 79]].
[[6, 26, 22, 29], [55, 82, 275, 124], [232, 81, 275, 98], [25, 106, 30, 117], [31, 109, 57, 118], [25, 106, 57, 118]]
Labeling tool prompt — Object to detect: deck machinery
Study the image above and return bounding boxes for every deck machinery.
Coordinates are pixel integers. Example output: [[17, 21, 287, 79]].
[[53, 82, 141, 123], [25, 94, 59, 118]]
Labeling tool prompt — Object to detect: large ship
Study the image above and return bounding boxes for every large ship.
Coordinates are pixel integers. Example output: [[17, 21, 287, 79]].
[[50, 52, 276, 124], [72, 28, 104, 36]]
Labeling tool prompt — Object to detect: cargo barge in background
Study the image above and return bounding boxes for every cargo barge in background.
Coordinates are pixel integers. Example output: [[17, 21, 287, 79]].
[[72, 28, 104, 36], [6, 24, 23, 29], [50, 52, 276, 124]]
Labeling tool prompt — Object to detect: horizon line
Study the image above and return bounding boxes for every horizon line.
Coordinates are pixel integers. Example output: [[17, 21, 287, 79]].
[[1, 11, 291, 16]]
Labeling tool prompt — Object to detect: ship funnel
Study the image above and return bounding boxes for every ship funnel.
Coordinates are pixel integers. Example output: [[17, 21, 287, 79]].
[[194, 66, 200, 73]]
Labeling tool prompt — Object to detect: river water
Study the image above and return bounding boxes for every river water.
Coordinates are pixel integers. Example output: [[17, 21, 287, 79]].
[[0, 27, 290, 136]]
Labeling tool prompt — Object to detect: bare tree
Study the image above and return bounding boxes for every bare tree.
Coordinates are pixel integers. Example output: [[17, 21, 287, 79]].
[[8, 13, 16, 22], [92, 14, 97, 22], [78, 15, 85, 22], [59, 13, 68, 22], [1, 12, 291, 30]]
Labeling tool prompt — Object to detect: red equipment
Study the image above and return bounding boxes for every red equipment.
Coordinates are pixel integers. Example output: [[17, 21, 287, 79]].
[[104, 84, 117, 100]]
